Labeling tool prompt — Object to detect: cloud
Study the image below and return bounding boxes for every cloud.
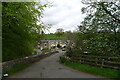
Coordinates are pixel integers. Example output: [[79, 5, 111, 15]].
[[41, 0, 87, 33]]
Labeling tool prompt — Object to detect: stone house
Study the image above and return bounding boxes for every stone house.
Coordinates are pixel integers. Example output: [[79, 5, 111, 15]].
[[37, 40, 74, 50]]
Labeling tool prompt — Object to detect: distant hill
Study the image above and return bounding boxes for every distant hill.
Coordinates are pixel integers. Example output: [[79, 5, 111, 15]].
[[44, 34, 66, 40]]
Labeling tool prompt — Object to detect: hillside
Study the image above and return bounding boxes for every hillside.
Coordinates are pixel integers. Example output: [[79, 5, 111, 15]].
[[44, 34, 66, 40]]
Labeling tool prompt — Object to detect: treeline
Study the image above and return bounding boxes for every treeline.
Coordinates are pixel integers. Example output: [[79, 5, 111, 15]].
[[2, 2, 48, 61], [44, 28, 75, 40], [65, 2, 120, 57]]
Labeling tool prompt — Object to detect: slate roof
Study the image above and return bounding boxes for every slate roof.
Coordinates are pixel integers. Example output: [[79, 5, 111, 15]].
[[41, 40, 71, 43]]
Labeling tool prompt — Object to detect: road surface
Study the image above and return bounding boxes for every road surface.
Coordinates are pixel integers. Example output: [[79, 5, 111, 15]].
[[9, 50, 105, 78]]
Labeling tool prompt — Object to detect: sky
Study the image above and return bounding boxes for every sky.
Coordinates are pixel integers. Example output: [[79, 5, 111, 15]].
[[41, 0, 87, 34]]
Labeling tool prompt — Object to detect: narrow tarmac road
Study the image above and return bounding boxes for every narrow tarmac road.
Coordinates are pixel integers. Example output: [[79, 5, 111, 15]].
[[9, 50, 105, 78]]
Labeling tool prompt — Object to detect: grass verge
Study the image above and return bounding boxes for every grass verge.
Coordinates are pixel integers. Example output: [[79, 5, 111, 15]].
[[60, 56, 120, 79], [3, 63, 31, 76], [44, 34, 65, 40]]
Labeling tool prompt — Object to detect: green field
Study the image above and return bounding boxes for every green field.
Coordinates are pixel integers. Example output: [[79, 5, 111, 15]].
[[44, 34, 65, 40]]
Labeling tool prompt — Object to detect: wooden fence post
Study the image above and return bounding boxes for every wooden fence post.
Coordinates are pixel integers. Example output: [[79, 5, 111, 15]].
[[95, 57, 97, 65], [101, 59, 104, 68], [80, 56, 81, 63]]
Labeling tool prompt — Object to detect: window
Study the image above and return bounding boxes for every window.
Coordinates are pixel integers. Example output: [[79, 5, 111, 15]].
[[44, 43, 47, 46]]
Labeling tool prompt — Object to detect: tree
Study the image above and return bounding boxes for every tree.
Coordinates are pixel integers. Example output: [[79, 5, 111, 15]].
[[76, 1, 120, 56], [57, 44, 61, 48], [72, 1, 120, 57], [55, 28, 64, 36], [56, 28, 64, 33], [2, 2, 49, 61], [64, 30, 77, 40]]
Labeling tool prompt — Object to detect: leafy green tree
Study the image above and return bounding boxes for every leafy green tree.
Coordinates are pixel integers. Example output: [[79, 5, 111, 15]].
[[57, 44, 61, 48], [62, 1, 120, 58], [73, 1, 120, 57], [64, 31, 73, 40], [2, 2, 49, 61], [55, 28, 64, 37]]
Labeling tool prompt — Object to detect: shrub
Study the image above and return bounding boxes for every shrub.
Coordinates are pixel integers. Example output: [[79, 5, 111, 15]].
[[59, 56, 67, 63], [57, 44, 61, 48]]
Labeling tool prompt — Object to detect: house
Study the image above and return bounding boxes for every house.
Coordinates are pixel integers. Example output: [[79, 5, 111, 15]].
[[37, 40, 74, 50]]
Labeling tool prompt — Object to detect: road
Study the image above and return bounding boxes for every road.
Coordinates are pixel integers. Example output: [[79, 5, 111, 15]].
[[9, 50, 105, 78]]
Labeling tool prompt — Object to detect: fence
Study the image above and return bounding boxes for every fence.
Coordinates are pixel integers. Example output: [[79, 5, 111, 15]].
[[68, 55, 120, 70]]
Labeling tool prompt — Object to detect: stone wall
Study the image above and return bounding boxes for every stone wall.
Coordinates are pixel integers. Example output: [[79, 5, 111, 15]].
[[2, 51, 59, 71]]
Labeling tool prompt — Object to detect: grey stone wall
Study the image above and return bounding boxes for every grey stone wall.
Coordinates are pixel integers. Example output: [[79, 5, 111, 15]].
[[2, 51, 58, 71]]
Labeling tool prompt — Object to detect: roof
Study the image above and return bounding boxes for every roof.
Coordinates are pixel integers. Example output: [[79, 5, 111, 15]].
[[41, 40, 72, 43]]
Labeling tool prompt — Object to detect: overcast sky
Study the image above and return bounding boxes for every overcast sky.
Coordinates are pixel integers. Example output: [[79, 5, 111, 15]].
[[41, 0, 87, 34]]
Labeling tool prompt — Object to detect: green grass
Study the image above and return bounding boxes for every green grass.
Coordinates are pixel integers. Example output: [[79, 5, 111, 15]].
[[44, 34, 65, 40], [3, 63, 31, 76], [61, 61, 120, 79]]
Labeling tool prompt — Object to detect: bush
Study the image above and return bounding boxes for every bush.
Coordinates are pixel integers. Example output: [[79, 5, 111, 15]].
[[57, 44, 61, 48], [42, 48, 49, 51], [65, 48, 83, 58], [52, 46, 56, 49], [59, 56, 67, 63]]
